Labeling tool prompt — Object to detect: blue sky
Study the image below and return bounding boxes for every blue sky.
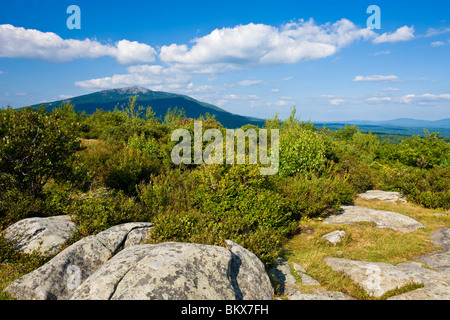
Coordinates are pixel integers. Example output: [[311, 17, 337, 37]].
[[0, 0, 449, 121]]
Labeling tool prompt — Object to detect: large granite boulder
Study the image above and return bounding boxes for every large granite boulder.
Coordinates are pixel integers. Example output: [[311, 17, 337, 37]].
[[324, 257, 422, 298], [70, 241, 273, 300], [269, 257, 354, 300], [3, 215, 77, 256], [357, 190, 406, 203], [5, 222, 153, 300], [323, 205, 425, 233]]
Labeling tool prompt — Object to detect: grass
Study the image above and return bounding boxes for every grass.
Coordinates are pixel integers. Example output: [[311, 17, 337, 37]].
[[280, 198, 449, 300]]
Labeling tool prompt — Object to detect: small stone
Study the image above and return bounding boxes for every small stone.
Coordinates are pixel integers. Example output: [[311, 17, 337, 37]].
[[322, 230, 346, 245]]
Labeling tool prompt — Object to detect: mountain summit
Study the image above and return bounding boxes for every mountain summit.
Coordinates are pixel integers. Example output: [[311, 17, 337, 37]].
[[29, 87, 265, 128]]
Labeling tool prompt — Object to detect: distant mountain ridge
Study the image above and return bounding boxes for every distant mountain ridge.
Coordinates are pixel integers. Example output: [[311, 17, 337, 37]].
[[24, 86, 449, 136], [27, 86, 265, 128], [327, 118, 450, 129]]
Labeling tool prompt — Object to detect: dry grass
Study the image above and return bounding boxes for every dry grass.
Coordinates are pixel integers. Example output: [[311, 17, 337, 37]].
[[281, 198, 449, 300]]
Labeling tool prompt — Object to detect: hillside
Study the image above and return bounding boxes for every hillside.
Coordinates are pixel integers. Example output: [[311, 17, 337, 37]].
[[27, 86, 265, 128]]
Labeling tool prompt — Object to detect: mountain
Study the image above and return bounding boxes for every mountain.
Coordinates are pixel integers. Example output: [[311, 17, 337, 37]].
[[27, 86, 265, 128], [317, 118, 450, 138]]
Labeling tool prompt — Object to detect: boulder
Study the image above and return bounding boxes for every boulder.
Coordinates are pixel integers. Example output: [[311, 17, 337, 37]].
[[5, 222, 153, 300], [357, 190, 406, 203], [269, 258, 353, 300], [323, 205, 425, 233], [70, 241, 273, 300], [429, 228, 450, 251], [321, 230, 346, 245], [3, 215, 77, 256], [324, 257, 421, 298]]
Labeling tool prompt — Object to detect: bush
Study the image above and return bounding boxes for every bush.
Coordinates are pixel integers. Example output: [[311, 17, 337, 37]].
[[395, 131, 449, 168], [278, 108, 326, 177], [0, 107, 84, 196], [376, 164, 450, 209], [68, 189, 151, 238]]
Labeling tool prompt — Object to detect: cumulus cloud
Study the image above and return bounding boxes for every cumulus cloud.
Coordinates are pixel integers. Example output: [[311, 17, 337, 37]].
[[367, 93, 450, 104], [159, 19, 376, 73], [75, 64, 190, 89], [0, 24, 156, 64], [373, 26, 415, 44], [238, 79, 263, 86], [329, 98, 345, 105], [431, 41, 445, 47], [353, 75, 398, 82], [425, 27, 450, 37]]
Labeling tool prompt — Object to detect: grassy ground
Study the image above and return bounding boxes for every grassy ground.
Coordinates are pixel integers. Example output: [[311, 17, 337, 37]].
[[281, 198, 449, 300]]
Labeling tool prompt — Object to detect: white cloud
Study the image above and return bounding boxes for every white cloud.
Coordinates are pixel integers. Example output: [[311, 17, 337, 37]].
[[329, 98, 345, 105], [271, 88, 279, 92], [398, 93, 450, 104], [0, 24, 156, 64], [114, 40, 157, 64], [75, 65, 190, 89], [159, 19, 376, 73], [366, 93, 450, 104], [353, 75, 398, 82], [373, 50, 391, 56], [238, 79, 263, 86], [0, 70, 4, 74], [431, 41, 445, 47], [366, 97, 392, 103], [373, 26, 415, 44], [425, 27, 450, 37]]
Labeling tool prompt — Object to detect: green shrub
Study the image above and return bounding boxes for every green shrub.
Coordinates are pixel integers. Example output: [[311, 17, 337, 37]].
[[376, 164, 450, 209], [278, 109, 326, 177], [395, 131, 449, 168], [68, 189, 151, 238], [0, 107, 85, 197]]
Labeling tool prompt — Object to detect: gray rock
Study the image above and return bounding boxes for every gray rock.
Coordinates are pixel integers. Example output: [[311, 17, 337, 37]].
[[3, 215, 77, 256], [269, 258, 353, 300], [70, 241, 273, 300], [225, 240, 274, 300], [5, 222, 153, 300], [321, 230, 346, 245], [288, 290, 355, 300], [291, 262, 306, 273], [299, 273, 320, 286], [323, 205, 425, 233], [324, 257, 421, 298], [357, 190, 406, 203], [269, 258, 299, 296], [417, 251, 450, 274], [429, 228, 450, 251], [387, 280, 450, 300]]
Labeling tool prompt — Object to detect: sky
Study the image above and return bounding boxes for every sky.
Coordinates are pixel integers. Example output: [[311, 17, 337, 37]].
[[0, 0, 449, 122]]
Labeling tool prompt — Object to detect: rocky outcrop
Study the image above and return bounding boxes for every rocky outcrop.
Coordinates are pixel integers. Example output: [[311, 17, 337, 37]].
[[70, 241, 273, 300], [269, 257, 355, 300], [357, 190, 407, 203], [323, 205, 425, 233], [5, 222, 153, 300], [5, 220, 272, 300], [324, 258, 421, 298], [3, 215, 77, 256]]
